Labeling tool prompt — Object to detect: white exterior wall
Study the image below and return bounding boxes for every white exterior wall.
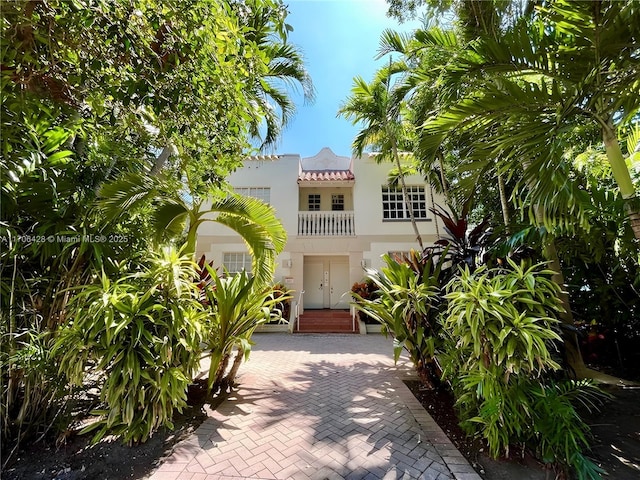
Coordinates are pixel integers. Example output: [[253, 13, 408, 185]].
[[196, 148, 445, 313], [353, 153, 439, 271]]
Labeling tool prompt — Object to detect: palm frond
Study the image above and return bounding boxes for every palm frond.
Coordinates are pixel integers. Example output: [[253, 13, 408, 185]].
[[204, 194, 286, 285], [97, 172, 159, 222], [150, 202, 189, 244], [377, 29, 413, 58]]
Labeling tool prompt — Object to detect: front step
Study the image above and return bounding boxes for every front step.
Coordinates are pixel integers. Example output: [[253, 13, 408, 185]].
[[296, 309, 358, 334]]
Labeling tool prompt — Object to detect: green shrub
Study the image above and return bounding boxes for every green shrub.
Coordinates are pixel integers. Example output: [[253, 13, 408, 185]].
[[352, 251, 444, 386], [269, 283, 292, 324], [56, 246, 205, 444], [1, 329, 70, 449], [203, 269, 290, 392], [528, 380, 606, 480], [440, 259, 605, 478], [351, 279, 380, 324]]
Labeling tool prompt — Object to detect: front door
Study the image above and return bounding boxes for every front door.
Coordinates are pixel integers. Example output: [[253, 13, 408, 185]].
[[303, 261, 325, 309], [329, 261, 350, 309], [303, 256, 350, 310]]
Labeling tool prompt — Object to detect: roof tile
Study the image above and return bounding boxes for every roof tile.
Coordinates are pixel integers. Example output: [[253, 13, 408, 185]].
[[298, 170, 355, 182]]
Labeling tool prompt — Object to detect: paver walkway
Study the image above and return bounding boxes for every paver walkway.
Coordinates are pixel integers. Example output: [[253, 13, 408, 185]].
[[146, 333, 481, 480]]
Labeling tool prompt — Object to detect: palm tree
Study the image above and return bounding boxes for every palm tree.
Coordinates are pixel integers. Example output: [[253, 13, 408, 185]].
[[418, 0, 640, 239], [99, 173, 286, 286], [240, 1, 315, 150], [338, 66, 424, 249]]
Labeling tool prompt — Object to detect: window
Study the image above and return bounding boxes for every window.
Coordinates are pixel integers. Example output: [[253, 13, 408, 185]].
[[223, 252, 252, 274], [382, 186, 427, 220], [234, 187, 270, 204], [308, 194, 320, 211], [388, 251, 411, 262], [331, 194, 344, 211]]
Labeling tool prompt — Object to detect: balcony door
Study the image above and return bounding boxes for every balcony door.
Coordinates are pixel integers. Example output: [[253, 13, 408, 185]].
[[303, 256, 350, 310]]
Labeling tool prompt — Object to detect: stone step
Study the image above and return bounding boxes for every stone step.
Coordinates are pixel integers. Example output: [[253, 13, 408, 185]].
[[296, 309, 358, 334]]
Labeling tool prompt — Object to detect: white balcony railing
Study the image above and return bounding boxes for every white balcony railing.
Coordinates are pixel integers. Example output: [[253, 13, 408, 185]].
[[298, 211, 356, 236]]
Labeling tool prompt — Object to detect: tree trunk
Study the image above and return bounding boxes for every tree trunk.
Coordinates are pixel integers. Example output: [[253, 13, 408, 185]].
[[150, 144, 177, 176], [497, 173, 510, 230], [436, 150, 449, 201], [624, 199, 640, 240], [536, 227, 584, 374], [522, 158, 585, 374], [428, 182, 440, 239], [602, 123, 640, 240], [207, 348, 228, 392], [222, 348, 245, 391], [391, 138, 423, 249]]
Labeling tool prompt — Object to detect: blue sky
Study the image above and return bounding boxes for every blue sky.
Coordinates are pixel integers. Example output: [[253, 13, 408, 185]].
[[275, 0, 421, 158]]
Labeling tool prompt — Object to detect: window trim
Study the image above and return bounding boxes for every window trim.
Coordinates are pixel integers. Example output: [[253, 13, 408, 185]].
[[381, 185, 430, 222], [222, 252, 252, 274], [308, 193, 321, 211], [234, 187, 271, 204], [331, 194, 344, 211]]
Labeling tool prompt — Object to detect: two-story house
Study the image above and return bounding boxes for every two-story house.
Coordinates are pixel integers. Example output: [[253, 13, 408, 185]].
[[196, 147, 443, 326]]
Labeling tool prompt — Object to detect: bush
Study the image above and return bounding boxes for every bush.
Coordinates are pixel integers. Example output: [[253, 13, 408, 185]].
[[351, 279, 379, 324], [269, 283, 292, 324], [439, 259, 605, 478], [352, 251, 444, 387], [56, 246, 205, 444]]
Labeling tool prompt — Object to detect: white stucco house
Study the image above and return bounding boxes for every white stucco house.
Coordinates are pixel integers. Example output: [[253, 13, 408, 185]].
[[196, 147, 444, 323]]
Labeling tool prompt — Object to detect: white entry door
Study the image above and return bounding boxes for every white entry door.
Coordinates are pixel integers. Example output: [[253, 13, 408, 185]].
[[329, 261, 350, 309], [303, 261, 325, 309], [303, 257, 350, 310]]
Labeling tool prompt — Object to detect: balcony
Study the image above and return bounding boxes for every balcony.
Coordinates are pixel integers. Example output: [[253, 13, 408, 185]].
[[298, 211, 355, 236]]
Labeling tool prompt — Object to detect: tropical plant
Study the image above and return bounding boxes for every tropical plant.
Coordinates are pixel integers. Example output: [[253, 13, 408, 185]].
[[441, 260, 565, 399], [1, 0, 307, 452], [98, 177, 287, 285], [269, 283, 292, 324], [239, 0, 315, 149], [428, 204, 492, 270], [338, 66, 424, 249], [1, 327, 70, 462], [352, 251, 445, 387], [439, 260, 605, 478], [528, 380, 608, 479], [351, 279, 380, 325], [553, 148, 640, 378], [203, 269, 291, 393], [56, 246, 205, 445], [417, 0, 640, 239], [380, 0, 640, 375]]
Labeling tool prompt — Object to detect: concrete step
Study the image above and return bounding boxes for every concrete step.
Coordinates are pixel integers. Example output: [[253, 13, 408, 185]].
[[296, 309, 358, 334]]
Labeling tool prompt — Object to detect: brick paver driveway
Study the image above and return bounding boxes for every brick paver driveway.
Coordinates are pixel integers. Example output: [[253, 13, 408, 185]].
[[147, 333, 480, 480]]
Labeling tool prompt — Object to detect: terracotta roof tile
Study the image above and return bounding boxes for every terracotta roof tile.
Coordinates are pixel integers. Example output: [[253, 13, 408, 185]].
[[298, 170, 355, 182]]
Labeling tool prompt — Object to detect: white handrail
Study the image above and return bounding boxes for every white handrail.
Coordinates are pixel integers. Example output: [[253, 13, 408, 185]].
[[351, 304, 356, 332], [295, 290, 304, 332]]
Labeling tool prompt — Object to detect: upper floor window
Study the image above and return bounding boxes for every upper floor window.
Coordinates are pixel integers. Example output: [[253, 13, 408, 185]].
[[381, 186, 428, 221], [308, 194, 321, 211], [331, 194, 344, 211], [223, 252, 252, 274], [234, 187, 270, 204]]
